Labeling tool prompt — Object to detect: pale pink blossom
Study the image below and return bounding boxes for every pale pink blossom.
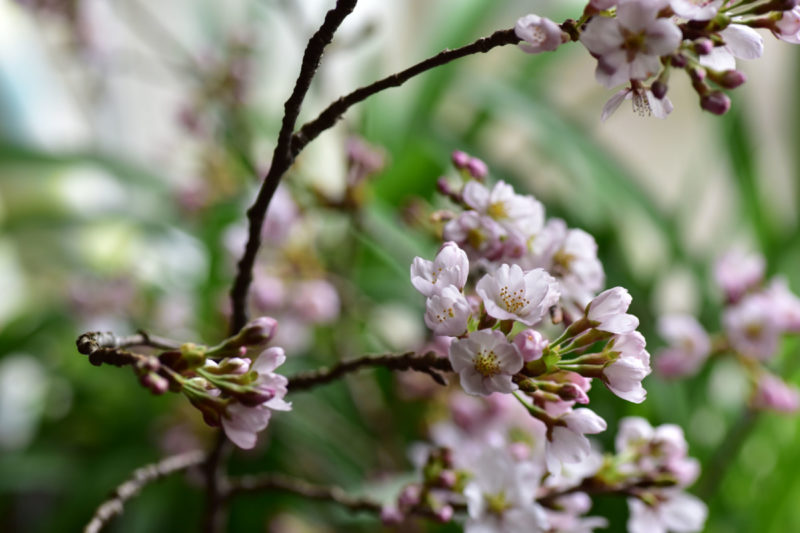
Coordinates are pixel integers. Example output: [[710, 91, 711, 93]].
[[601, 85, 673, 121], [410, 241, 470, 297], [580, 1, 682, 88], [615, 417, 699, 486], [443, 211, 506, 260], [698, 24, 764, 71], [547, 408, 607, 468], [655, 315, 711, 378], [463, 449, 548, 533], [424, 285, 471, 336], [513, 329, 549, 362], [292, 279, 340, 324], [714, 248, 765, 301], [449, 330, 524, 396], [627, 491, 707, 533], [586, 287, 640, 334], [724, 293, 780, 360], [262, 185, 298, 244], [515, 14, 564, 54], [670, 0, 722, 20], [590, 0, 619, 9], [773, 7, 800, 44], [462, 180, 545, 242], [764, 278, 800, 332], [603, 332, 651, 403], [221, 347, 292, 449], [752, 373, 800, 413], [476, 264, 559, 326]]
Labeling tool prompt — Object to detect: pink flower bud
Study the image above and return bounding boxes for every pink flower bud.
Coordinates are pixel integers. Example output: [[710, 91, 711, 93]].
[[466, 157, 488, 180], [700, 91, 731, 115], [438, 470, 457, 489], [650, 80, 668, 99], [513, 329, 548, 362], [380, 506, 404, 525], [140, 372, 169, 395], [398, 484, 421, 508], [434, 505, 454, 523], [753, 373, 800, 413], [693, 38, 714, 55], [238, 317, 279, 346], [451, 150, 470, 169]]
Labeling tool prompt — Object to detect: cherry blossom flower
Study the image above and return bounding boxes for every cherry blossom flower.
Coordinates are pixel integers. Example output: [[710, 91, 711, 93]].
[[615, 417, 700, 486], [773, 6, 800, 44], [449, 330, 524, 396], [580, 1, 682, 88], [292, 279, 340, 324], [601, 85, 673, 121], [221, 347, 292, 449], [602, 331, 651, 403], [655, 315, 711, 378], [463, 448, 549, 533], [424, 285, 471, 336], [670, 0, 722, 21], [547, 408, 607, 467], [714, 248, 765, 302], [462, 180, 545, 242], [627, 491, 707, 533], [764, 278, 800, 332], [698, 24, 764, 71], [752, 372, 800, 413], [262, 185, 298, 244], [724, 293, 780, 360], [410, 241, 470, 297], [586, 287, 640, 335], [515, 14, 564, 55], [476, 264, 559, 326], [443, 211, 506, 260]]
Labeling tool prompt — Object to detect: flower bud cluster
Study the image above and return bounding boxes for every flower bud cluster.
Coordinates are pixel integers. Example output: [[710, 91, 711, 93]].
[[516, 0, 800, 119], [655, 248, 800, 413], [387, 393, 705, 532], [410, 152, 652, 469], [136, 317, 292, 449]]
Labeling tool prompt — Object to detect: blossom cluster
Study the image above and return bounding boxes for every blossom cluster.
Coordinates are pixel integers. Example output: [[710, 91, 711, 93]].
[[382, 393, 706, 532], [516, 0, 800, 119], [411, 151, 652, 471], [656, 248, 800, 412], [128, 317, 292, 449]]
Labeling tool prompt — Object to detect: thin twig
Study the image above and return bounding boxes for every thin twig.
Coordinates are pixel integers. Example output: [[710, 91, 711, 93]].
[[76, 330, 181, 355], [228, 472, 383, 513], [290, 28, 520, 155], [202, 432, 232, 533], [84, 450, 205, 533], [287, 351, 452, 392], [228, 0, 359, 334]]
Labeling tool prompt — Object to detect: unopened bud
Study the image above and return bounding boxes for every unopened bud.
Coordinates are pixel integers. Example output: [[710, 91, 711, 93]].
[[218, 357, 251, 375], [140, 372, 169, 395], [701, 91, 731, 115], [466, 157, 488, 180], [180, 343, 207, 368], [434, 505, 454, 523], [558, 382, 589, 403], [398, 484, 421, 508], [650, 80, 668, 100], [451, 150, 470, 169], [438, 470, 457, 489], [670, 53, 688, 68], [713, 69, 747, 89], [236, 386, 276, 407], [380, 506, 404, 525], [237, 316, 279, 346], [693, 38, 714, 55]]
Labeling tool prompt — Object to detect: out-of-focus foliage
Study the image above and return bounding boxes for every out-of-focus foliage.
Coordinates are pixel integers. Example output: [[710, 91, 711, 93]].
[[1, 0, 799, 531]]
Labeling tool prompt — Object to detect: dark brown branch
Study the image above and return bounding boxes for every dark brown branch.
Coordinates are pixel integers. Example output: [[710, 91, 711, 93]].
[[289, 27, 520, 155], [228, 472, 383, 513], [202, 432, 232, 533], [77, 330, 180, 356], [228, 0, 358, 334], [84, 450, 205, 533], [288, 351, 453, 392]]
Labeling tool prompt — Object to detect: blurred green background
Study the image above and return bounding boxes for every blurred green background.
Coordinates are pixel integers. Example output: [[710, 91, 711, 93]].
[[1, 0, 800, 531]]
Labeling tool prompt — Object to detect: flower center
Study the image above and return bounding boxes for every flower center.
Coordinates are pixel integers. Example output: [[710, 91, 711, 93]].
[[431, 266, 443, 284], [474, 349, 500, 377], [499, 285, 530, 313], [467, 228, 486, 250], [433, 306, 456, 324], [485, 491, 512, 515], [488, 201, 508, 219], [620, 28, 647, 62]]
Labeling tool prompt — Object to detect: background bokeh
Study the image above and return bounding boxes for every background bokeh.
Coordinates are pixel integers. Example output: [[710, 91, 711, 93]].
[[1, 0, 799, 531]]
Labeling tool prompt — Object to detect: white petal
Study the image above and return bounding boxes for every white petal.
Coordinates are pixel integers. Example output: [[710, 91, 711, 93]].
[[722, 24, 763, 60]]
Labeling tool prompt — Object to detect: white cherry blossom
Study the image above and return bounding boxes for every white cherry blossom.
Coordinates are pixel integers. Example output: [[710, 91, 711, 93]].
[[476, 264, 559, 326], [627, 491, 707, 533], [603, 332, 651, 403], [410, 241, 469, 297], [515, 14, 564, 55], [586, 287, 640, 334], [449, 330, 524, 396], [424, 285, 471, 336]]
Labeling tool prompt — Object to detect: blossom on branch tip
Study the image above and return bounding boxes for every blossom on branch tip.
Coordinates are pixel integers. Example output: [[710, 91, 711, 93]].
[[752, 372, 800, 413], [580, 1, 682, 88], [655, 315, 710, 378], [449, 330, 523, 396], [603, 331, 651, 403], [411, 241, 470, 297], [513, 329, 548, 362], [221, 347, 291, 449], [547, 408, 607, 468], [515, 14, 564, 55], [627, 491, 707, 533], [443, 212, 506, 260], [773, 7, 800, 44], [586, 287, 639, 334], [714, 247, 765, 302], [724, 293, 780, 360], [476, 264, 559, 326], [463, 180, 545, 242]]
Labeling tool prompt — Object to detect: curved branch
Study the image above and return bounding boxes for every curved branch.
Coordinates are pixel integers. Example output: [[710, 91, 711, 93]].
[[290, 28, 520, 155], [84, 450, 205, 533], [288, 351, 453, 392], [228, 472, 382, 513], [228, 0, 358, 334]]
